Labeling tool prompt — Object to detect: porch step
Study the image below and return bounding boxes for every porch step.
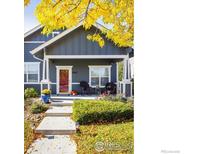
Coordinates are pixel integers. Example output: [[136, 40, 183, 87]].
[[51, 100, 74, 106], [45, 106, 72, 116], [51, 95, 98, 100], [36, 116, 76, 135]]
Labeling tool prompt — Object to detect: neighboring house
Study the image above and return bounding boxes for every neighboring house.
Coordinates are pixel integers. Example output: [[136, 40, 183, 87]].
[[24, 22, 133, 97]]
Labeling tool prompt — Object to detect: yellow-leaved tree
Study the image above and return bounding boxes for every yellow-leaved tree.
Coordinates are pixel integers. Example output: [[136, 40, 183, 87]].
[[24, 0, 30, 6], [26, 0, 134, 48]]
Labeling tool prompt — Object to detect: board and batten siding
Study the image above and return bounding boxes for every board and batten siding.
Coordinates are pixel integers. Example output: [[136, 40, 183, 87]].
[[46, 26, 128, 56]]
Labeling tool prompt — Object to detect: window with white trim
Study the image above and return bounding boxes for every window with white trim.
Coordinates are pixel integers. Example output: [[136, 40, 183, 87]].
[[89, 66, 111, 87], [24, 62, 40, 83]]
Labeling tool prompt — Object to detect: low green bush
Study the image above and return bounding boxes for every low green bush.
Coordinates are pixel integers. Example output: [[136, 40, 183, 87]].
[[72, 100, 134, 124], [24, 88, 39, 98], [100, 94, 135, 104], [31, 101, 49, 114], [24, 121, 34, 153], [100, 94, 127, 102]]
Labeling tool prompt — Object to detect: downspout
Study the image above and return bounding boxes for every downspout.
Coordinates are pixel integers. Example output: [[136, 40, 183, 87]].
[[31, 51, 45, 92], [32, 54, 44, 62]]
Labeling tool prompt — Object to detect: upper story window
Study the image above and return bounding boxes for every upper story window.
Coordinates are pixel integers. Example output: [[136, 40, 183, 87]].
[[24, 62, 40, 83], [52, 31, 60, 38], [89, 66, 111, 87]]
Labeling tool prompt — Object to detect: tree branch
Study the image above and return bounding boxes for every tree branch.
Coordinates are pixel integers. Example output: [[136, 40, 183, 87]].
[[53, 0, 63, 8], [84, 0, 92, 19], [57, 0, 81, 21]]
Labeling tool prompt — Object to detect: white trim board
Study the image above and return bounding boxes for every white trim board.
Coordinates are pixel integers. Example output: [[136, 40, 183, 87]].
[[24, 83, 40, 84], [46, 55, 127, 59], [56, 66, 73, 94]]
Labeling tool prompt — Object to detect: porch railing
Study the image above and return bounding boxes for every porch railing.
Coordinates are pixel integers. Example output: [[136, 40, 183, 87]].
[[117, 80, 133, 97]]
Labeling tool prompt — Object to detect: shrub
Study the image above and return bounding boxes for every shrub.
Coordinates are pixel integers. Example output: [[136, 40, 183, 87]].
[[72, 100, 134, 124], [31, 101, 49, 114], [100, 94, 127, 102], [41, 89, 51, 95], [24, 121, 34, 153], [24, 88, 39, 98]]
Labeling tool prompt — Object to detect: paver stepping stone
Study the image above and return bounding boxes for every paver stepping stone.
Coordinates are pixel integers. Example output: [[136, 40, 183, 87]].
[[45, 106, 72, 116], [26, 135, 76, 154], [51, 100, 74, 106], [36, 117, 76, 135]]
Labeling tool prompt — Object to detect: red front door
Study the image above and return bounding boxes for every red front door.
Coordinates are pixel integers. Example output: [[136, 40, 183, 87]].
[[59, 69, 69, 93]]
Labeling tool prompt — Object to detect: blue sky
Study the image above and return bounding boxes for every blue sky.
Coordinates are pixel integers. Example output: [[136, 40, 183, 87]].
[[24, 0, 41, 32]]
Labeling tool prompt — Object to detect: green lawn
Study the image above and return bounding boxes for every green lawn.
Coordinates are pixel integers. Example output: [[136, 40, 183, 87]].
[[72, 122, 134, 154]]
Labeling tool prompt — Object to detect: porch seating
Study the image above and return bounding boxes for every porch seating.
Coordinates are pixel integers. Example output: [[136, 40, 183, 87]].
[[105, 82, 116, 95], [80, 81, 90, 95]]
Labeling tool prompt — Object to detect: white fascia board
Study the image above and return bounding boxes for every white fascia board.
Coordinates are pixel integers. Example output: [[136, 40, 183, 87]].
[[24, 25, 43, 38], [46, 55, 127, 59]]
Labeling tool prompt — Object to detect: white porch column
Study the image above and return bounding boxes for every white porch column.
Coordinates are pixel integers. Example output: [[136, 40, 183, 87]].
[[42, 59, 46, 80], [116, 62, 119, 82], [128, 59, 131, 80], [122, 58, 127, 97], [43, 49, 46, 80], [123, 58, 127, 80], [46, 58, 50, 89], [122, 55, 130, 97]]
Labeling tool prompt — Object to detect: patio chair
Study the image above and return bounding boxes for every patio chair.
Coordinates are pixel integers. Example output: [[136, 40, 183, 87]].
[[80, 81, 90, 95], [105, 82, 116, 95]]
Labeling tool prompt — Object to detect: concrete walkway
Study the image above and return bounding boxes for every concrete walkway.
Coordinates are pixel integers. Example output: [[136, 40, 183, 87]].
[[26, 135, 76, 154], [36, 100, 76, 135], [27, 100, 77, 154], [45, 106, 73, 116]]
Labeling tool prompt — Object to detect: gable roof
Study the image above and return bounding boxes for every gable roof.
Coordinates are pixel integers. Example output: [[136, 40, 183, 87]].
[[24, 24, 43, 38], [30, 21, 103, 55]]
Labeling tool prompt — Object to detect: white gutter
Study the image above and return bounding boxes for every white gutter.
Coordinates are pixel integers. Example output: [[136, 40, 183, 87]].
[[32, 54, 44, 62]]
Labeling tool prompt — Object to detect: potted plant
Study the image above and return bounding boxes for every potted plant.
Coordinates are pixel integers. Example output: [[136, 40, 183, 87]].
[[70, 90, 78, 96], [41, 89, 51, 103]]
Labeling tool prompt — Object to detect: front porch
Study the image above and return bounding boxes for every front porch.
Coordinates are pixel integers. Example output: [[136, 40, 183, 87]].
[[40, 56, 133, 97]]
